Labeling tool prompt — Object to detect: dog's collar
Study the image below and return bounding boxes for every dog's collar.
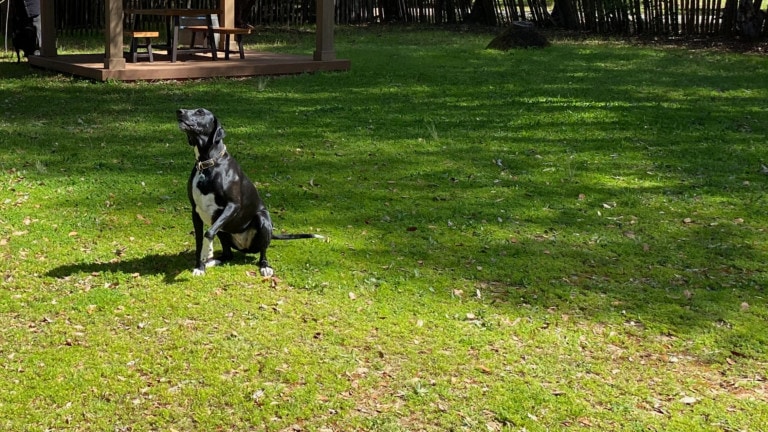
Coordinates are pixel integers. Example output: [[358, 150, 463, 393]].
[[196, 146, 227, 172]]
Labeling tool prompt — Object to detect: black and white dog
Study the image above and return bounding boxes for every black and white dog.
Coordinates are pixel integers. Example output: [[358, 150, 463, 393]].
[[177, 108, 323, 277]]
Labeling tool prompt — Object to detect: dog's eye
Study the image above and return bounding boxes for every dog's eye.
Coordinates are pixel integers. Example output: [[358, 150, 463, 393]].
[[196, 109, 205, 115]]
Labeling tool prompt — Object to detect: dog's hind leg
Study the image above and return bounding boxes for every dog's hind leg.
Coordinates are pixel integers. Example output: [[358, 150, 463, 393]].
[[258, 255, 273, 277], [217, 232, 235, 263], [251, 211, 274, 277], [258, 254, 273, 277]]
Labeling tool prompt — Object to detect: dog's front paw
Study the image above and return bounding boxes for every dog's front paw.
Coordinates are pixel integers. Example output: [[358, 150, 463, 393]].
[[192, 268, 206, 276], [205, 259, 221, 268], [259, 266, 274, 277]]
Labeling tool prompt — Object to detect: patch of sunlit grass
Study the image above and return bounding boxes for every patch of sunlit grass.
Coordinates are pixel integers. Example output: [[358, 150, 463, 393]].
[[1, 26, 767, 431]]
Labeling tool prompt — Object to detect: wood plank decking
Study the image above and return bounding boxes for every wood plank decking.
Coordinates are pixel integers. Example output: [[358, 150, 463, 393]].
[[28, 51, 350, 82]]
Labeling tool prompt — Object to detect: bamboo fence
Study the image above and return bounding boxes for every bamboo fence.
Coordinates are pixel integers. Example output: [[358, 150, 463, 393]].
[[0, 0, 765, 37]]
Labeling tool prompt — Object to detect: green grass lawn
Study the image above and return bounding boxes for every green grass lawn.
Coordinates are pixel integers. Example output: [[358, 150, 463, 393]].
[[1, 26, 767, 431]]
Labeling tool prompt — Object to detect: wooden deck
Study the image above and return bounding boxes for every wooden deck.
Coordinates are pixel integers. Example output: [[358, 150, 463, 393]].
[[28, 51, 351, 82]]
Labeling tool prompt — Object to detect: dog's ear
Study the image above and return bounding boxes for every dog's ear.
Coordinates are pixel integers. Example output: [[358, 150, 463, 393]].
[[213, 119, 226, 143], [215, 127, 226, 142]]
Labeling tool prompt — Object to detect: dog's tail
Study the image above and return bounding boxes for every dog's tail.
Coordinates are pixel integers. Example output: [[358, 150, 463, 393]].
[[271, 233, 325, 240]]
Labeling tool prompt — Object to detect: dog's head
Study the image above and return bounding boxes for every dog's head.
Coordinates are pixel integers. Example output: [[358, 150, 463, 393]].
[[176, 108, 226, 152]]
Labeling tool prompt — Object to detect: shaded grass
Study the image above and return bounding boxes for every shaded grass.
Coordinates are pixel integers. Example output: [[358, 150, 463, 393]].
[[1, 26, 767, 430]]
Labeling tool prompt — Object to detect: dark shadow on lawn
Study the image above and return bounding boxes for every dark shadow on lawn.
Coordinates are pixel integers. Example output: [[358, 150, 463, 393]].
[[45, 251, 263, 284], [46, 251, 193, 284]]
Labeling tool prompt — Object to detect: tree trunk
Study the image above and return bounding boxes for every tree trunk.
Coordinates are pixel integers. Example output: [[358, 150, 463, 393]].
[[380, 0, 404, 21], [235, 0, 258, 27], [737, 0, 766, 39], [551, 0, 580, 28], [722, 0, 738, 34], [465, 0, 497, 26]]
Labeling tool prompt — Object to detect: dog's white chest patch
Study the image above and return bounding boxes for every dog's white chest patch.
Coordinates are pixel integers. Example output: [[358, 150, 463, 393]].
[[192, 173, 221, 225], [232, 229, 258, 250]]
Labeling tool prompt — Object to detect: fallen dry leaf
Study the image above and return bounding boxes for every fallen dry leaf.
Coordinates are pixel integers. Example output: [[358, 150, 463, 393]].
[[679, 396, 697, 405], [477, 365, 492, 375]]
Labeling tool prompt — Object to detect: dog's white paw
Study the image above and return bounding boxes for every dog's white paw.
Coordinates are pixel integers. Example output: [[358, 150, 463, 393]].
[[259, 266, 274, 277], [205, 259, 221, 268], [192, 268, 206, 276]]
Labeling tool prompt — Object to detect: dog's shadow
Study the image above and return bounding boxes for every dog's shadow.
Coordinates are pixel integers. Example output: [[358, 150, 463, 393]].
[[46, 252, 196, 284], [46, 252, 257, 284]]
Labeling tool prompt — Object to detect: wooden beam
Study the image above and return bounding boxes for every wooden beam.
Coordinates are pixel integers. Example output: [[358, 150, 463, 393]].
[[40, 0, 57, 56], [104, 0, 125, 70], [314, 0, 336, 61]]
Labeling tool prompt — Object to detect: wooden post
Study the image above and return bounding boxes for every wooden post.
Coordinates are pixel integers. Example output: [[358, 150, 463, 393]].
[[221, 0, 236, 50], [104, 0, 126, 70], [39, 0, 57, 57], [221, 0, 236, 27], [314, 0, 336, 61]]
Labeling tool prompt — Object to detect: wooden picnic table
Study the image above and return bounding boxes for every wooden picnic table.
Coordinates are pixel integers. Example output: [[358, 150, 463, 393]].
[[125, 8, 221, 62]]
